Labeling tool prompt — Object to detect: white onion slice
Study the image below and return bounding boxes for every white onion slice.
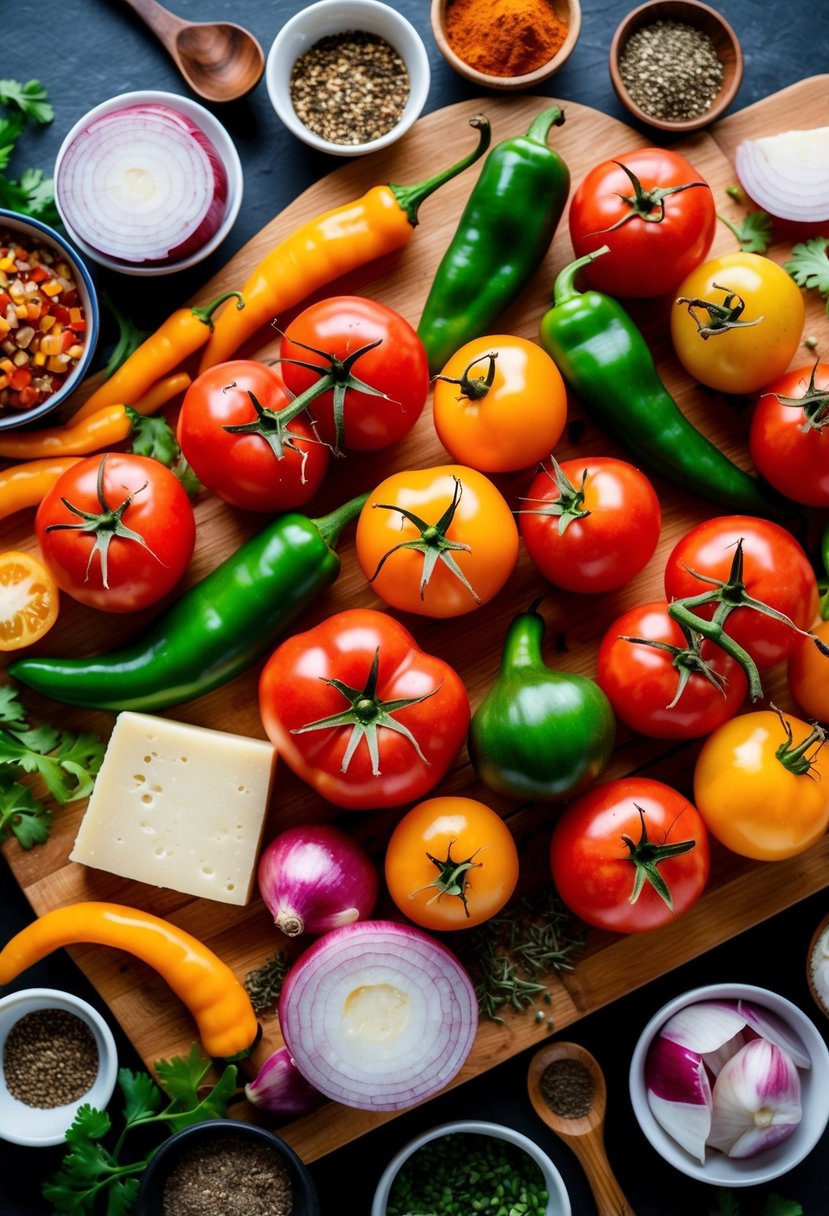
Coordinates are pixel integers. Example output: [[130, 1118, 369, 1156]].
[[735, 127, 829, 223], [659, 1000, 747, 1054], [56, 103, 228, 265], [278, 920, 478, 1111], [708, 1039, 802, 1159]]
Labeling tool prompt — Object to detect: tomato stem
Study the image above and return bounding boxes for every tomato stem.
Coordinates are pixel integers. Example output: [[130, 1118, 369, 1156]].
[[515, 456, 591, 535], [410, 840, 485, 918], [621, 804, 696, 911], [771, 704, 826, 775], [676, 283, 763, 340], [592, 161, 710, 231], [433, 351, 498, 400]]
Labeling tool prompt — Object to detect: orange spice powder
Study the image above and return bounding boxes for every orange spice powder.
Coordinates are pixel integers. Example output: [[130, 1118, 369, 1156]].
[[444, 0, 568, 78]]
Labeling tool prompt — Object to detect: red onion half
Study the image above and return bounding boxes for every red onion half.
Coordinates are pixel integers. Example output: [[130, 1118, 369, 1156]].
[[56, 103, 228, 265], [279, 920, 478, 1111], [257, 823, 378, 938]]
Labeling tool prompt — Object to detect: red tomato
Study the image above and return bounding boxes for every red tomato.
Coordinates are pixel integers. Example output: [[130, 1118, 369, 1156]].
[[279, 295, 429, 452], [596, 601, 748, 739], [258, 608, 471, 810], [550, 777, 710, 934], [518, 457, 661, 593], [176, 360, 328, 512], [663, 516, 819, 671], [568, 148, 717, 297], [35, 453, 195, 613], [749, 363, 829, 508]]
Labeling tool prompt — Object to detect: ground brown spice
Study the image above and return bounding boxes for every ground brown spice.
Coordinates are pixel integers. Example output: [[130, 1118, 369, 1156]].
[[444, 0, 568, 78], [540, 1056, 595, 1118], [161, 1131, 293, 1216], [3, 1007, 99, 1109]]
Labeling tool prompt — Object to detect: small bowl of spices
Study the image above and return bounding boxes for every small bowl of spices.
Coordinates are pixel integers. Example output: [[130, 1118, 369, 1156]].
[[610, 0, 743, 132], [266, 0, 430, 157], [133, 1119, 320, 1216], [431, 0, 580, 91], [0, 986, 117, 1147]]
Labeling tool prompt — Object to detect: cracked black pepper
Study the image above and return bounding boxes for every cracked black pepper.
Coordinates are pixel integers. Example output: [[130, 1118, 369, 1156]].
[[3, 1007, 99, 1108], [289, 31, 410, 146], [162, 1132, 293, 1216], [619, 20, 724, 122]]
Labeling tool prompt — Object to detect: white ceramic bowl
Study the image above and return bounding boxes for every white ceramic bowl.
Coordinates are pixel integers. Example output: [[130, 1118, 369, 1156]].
[[54, 90, 243, 277], [0, 209, 100, 430], [0, 987, 118, 1147], [629, 982, 829, 1186], [266, 0, 430, 157], [371, 1119, 571, 1216]]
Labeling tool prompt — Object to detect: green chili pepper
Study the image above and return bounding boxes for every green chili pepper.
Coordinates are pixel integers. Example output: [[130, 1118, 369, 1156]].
[[468, 604, 615, 802], [8, 492, 369, 713], [418, 106, 570, 376], [538, 248, 787, 516]]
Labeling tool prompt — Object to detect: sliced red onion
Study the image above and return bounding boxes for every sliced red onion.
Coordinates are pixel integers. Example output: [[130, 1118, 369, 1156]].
[[257, 823, 377, 938], [738, 1000, 812, 1070], [659, 1000, 748, 1054], [244, 1045, 325, 1117], [56, 103, 228, 265], [708, 1039, 802, 1159], [735, 128, 829, 223], [278, 920, 478, 1112], [645, 1034, 712, 1164]]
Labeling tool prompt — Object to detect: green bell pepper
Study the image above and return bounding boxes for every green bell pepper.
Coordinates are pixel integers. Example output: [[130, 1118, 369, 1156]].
[[468, 605, 615, 802], [8, 492, 368, 713], [538, 249, 787, 516], [418, 106, 570, 376]]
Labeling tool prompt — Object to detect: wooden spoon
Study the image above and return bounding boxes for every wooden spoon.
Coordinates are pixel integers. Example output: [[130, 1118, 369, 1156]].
[[527, 1040, 635, 1216], [117, 0, 265, 103]]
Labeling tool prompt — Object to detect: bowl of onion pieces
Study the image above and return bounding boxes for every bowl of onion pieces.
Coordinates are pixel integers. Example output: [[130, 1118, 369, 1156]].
[[629, 983, 829, 1185]]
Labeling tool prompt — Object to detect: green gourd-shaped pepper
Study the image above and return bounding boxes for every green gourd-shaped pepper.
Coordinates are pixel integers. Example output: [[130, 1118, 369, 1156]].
[[468, 605, 616, 802]]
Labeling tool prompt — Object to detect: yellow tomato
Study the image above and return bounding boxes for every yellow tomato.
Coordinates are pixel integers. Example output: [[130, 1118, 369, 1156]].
[[670, 252, 805, 394], [356, 464, 519, 618], [693, 709, 829, 860], [384, 795, 519, 931], [788, 620, 829, 724], [0, 550, 59, 651], [432, 335, 567, 473]]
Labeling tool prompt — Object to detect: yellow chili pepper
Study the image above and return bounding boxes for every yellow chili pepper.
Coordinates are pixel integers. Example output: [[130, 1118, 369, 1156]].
[[198, 116, 490, 373], [0, 372, 192, 460], [0, 456, 83, 520], [74, 290, 243, 422], [0, 901, 259, 1060]]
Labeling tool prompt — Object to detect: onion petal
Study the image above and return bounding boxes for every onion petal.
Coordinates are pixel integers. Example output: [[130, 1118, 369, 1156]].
[[708, 1039, 802, 1158], [645, 1034, 712, 1163], [735, 127, 829, 223], [739, 1000, 812, 1070], [244, 1045, 325, 1117], [278, 920, 478, 1112], [703, 1030, 750, 1079], [659, 1000, 747, 1054]]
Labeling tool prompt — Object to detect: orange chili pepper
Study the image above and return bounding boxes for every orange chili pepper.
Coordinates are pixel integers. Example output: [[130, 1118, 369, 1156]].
[[198, 116, 491, 373], [73, 290, 242, 421], [0, 456, 83, 520], [0, 372, 192, 460], [0, 901, 259, 1059]]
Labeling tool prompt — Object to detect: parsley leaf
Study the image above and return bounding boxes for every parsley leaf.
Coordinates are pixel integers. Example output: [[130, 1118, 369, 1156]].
[[0, 79, 54, 124], [0, 78, 57, 220], [718, 209, 774, 254], [764, 1196, 803, 1216], [784, 237, 829, 313], [0, 774, 51, 849], [127, 409, 182, 468], [709, 1191, 741, 1216]]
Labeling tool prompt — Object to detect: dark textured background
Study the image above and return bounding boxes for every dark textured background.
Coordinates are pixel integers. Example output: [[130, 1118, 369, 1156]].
[[2, 1, 827, 1212]]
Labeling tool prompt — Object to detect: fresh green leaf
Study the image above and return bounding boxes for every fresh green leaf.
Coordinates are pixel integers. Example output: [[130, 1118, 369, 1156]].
[[784, 237, 829, 314], [708, 1190, 741, 1216], [764, 1196, 803, 1216], [0, 776, 51, 849], [15, 165, 59, 222], [117, 1067, 162, 1127], [100, 293, 149, 381], [0, 113, 24, 169], [0, 723, 104, 805], [106, 1177, 141, 1216], [127, 409, 182, 468], [0, 685, 28, 729], [67, 1104, 113, 1146], [154, 1043, 211, 1110], [0, 79, 54, 124], [719, 209, 774, 254], [0, 79, 57, 221], [165, 1064, 238, 1131]]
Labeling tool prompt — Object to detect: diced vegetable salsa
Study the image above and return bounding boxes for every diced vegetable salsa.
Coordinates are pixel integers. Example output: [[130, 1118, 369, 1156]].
[[0, 230, 86, 412]]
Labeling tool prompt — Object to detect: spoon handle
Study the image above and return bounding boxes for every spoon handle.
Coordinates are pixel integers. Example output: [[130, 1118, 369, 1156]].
[[567, 1132, 636, 1216], [118, 0, 186, 54]]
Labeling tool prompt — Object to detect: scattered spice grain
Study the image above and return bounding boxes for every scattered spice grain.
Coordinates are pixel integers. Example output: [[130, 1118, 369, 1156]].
[[444, 0, 568, 78], [3, 1007, 98, 1108], [162, 1131, 293, 1216], [619, 20, 724, 122], [540, 1056, 594, 1118], [289, 31, 409, 146]]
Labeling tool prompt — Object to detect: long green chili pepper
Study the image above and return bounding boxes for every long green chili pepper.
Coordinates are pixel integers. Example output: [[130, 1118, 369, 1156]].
[[538, 248, 787, 516], [8, 493, 368, 713], [418, 106, 570, 375]]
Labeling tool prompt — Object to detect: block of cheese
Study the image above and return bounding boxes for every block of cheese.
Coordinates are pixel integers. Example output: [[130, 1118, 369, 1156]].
[[71, 712, 277, 906]]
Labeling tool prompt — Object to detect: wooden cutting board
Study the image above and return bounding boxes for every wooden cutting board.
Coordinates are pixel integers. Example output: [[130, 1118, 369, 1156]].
[[2, 76, 828, 1163]]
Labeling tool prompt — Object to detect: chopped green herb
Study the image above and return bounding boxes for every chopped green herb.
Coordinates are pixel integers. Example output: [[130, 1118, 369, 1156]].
[[245, 951, 291, 1013], [707, 1190, 802, 1216], [718, 209, 774, 253], [784, 236, 829, 314], [0, 78, 58, 222]]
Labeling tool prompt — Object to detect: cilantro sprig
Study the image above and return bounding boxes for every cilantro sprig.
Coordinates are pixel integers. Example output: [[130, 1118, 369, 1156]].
[[0, 77, 58, 223], [43, 1044, 239, 1215], [718, 209, 775, 254], [0, 685, 104, 849], [708, 1192, 802, 1216], [785, 237, 829, 314]]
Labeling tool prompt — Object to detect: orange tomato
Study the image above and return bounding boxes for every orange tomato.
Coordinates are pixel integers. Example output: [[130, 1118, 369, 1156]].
[[432, 335, 567, 473], [355, 464, 519, 618], [0, 550, 59, 651], [787, 620, 829, 724], [384, 795, 519, 931]]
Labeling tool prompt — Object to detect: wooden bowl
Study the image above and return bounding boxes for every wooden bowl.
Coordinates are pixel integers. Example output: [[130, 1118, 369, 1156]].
[[609, 0, 743, 132], [430, 0, 580, 91]]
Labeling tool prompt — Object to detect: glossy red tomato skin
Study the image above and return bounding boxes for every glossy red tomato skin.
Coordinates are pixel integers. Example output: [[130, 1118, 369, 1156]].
[[258, 608, 470, 810], [568, 148, 717, 298], [596, 601, 748, 739], [519, 457, 661, 593], [663, 516, 820, 670], [279, 295, 429, 451], [35, 453, 195, 613], [176, 360, 328, 512], [550, 777, 710, 934], [749, 363, 829, 508]]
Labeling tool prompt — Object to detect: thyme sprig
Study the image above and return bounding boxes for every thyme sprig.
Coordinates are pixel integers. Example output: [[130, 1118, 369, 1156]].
[[244, 950, 290, 1013]]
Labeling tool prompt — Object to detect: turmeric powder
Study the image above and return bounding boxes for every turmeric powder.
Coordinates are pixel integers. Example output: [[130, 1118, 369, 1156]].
[[445, 0, 569, 78]]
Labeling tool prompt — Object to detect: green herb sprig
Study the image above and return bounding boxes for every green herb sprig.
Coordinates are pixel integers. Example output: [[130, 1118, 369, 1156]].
[[43, 1043, 239, 1215], [244, 950, 291, 1013], [708, 1190, 802, 1216], [785, 236, 829, 314], [0, 78, 58, 222], [718, 208, 774, 254]]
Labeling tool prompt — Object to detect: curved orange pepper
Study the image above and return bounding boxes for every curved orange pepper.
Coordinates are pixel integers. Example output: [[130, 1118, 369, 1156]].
[[0, 456, 83, 520]]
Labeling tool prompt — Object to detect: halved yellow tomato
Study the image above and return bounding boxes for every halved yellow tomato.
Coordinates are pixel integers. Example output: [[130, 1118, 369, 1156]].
[[0, 550, 59, 651]]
